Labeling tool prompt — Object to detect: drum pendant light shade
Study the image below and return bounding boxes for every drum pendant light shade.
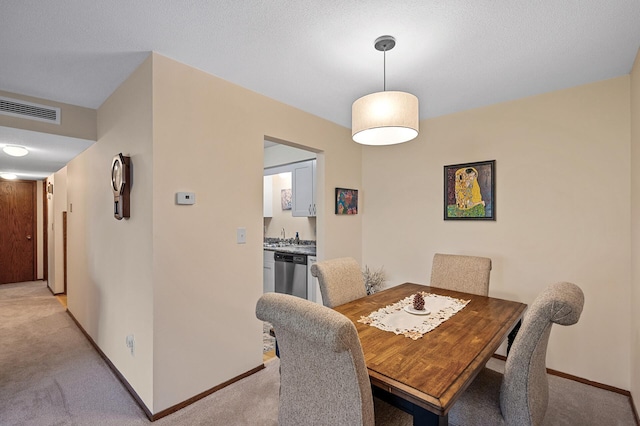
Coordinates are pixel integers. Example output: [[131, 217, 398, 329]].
[[351, 35, 419, 146], [352, 91, 419, 145]]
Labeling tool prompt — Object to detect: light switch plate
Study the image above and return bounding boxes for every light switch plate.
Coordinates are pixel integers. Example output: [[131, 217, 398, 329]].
[[237, 227, 246, 244], [176, 192, 196, 205]]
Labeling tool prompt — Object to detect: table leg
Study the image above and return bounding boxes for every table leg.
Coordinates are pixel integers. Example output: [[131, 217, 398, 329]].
[[372, 385, 448, 426], [413, 406, 448, 426]]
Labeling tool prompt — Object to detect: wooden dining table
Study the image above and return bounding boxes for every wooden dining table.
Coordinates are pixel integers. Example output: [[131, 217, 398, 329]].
[[333, 283, 527, 426]]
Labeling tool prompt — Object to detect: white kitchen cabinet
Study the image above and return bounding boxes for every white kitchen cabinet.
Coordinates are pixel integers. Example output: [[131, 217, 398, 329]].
[[263, 175, 273, 218], [263, 250, 275, 293], [292, 160, 316, 217], [307, 256, 322, 304]]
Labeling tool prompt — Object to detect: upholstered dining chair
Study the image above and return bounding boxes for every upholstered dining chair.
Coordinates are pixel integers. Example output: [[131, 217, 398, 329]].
[[448, 281, 585, 426], [430, 253, 492, 296], [256, 292, 408, 426], [310, 257, 367, 308]]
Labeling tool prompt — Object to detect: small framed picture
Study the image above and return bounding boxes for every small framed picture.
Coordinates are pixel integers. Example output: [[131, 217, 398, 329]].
[[444, 160, 495, 220], [281, 189, 292, 210], [335, 188, 358, 215]]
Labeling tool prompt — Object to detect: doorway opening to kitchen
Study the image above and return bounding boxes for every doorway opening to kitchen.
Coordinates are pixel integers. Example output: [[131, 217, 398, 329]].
[[262, 138, 321, 361]]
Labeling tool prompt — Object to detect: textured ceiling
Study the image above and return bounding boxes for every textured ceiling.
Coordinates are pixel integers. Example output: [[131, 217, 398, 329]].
[[1, 0, 639, 179]]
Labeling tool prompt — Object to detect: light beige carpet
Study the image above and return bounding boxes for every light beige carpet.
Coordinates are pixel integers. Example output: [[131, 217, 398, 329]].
[[0, 281, 278, 426]]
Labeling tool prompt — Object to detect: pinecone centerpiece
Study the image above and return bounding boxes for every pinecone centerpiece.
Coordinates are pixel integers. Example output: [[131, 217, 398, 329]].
[[413, 293, 425, 311]]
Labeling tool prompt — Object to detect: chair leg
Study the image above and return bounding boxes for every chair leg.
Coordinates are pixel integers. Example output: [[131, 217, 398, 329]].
[[507, 320, 521, 356], [269, 327, 280, 358]]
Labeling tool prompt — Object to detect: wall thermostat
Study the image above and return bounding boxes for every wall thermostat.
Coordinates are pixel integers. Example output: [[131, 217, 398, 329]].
[[176, 192, 196, 205]]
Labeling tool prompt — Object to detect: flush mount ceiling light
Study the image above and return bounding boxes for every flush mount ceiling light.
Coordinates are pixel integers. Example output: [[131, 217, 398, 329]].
[[2, 145, 29, 157], [352, 35, 419, 146], [0, 172, 17, 180]]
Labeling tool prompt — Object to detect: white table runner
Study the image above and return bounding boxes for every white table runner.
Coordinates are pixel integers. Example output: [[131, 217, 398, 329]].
[[358, 292, 470, 340]]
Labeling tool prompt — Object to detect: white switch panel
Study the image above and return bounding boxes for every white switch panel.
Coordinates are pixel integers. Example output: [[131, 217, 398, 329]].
[[176, 192, 196, 205], [237, 227, 246, 244], [126, 334, 135, 356]]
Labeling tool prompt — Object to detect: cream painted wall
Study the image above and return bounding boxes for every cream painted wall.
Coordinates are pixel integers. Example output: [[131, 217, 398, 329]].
[[362, 77, 631, 389], [151, 53, 361, 411], [630, 48, 640, 413], [61, 51, 361, 414], [66, 56, 155, 409], [264, 173, 316, 241], [50, 167, 67, 294]]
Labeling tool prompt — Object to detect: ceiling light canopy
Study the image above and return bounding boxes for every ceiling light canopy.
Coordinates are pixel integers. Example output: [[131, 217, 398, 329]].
[[352, 35, 419, 146], [0, 173, 18, 180], [2, 145, 29, 157]]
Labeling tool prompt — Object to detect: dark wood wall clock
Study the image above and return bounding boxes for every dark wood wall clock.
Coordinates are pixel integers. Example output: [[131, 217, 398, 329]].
[[111, 153, 131, 220]]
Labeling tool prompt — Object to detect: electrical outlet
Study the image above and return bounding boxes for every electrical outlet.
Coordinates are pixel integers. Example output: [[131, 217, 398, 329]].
[[126, 334, 135, 356]]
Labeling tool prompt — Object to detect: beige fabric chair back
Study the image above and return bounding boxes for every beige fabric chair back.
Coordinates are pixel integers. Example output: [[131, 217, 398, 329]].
[[501, 282, 584, 425], [310, 257, 367, 308], [430, 253, 492, 296], [255, 292, 374, 426]]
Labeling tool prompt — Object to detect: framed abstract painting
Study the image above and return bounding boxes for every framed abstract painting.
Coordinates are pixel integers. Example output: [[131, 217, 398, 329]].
[[444, 160, 495, 220], [335, 188, 358, 215]]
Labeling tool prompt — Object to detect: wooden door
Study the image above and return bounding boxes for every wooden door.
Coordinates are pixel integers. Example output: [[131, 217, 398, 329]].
[[0, 180, 36, 284]]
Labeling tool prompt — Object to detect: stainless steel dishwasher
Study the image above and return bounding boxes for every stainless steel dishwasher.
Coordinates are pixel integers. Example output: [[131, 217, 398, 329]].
[[274, 252, 307, 299]]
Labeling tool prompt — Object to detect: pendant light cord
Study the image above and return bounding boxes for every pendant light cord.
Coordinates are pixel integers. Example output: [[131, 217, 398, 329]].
[[383, 48, 387, 91], [374, 35, 395, 92]]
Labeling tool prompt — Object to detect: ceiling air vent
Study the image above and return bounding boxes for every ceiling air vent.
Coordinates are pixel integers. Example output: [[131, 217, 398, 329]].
[[0, 96, 60, 124]]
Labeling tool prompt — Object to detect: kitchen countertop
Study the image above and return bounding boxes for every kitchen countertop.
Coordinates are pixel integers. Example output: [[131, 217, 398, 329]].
[[263, 244, 316, 256]]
